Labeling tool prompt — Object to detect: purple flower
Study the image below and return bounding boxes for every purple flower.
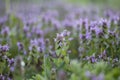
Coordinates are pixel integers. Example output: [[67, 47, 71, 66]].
[[10, 66, 14, 72], [79, 34, 86, 40], [29, 39, 37, 51], [17, 42, 24, 51], [90, 25, 97, 34], [1, 26, 10, 36], [26, 32, 31, 38], [41, 10, 58, 24], [0, 44, 9, 52], [0, 15, 8, 25], [54, 33, 64, 42], [99, 18, 110, 30], [30, 39, 38, 46], [62, 30, 71, 37], [99, 50, 107, 60], [55, 30, 70, 42], [86, 32, 91, 39], [82, 18, 89, 30], [7, 77, 12, 80], [31, 26, 43, 37], [95, 27, 103, 37], [36, 29, 44, 37], [90, 21, 98, 28], [74, 19, 82, 29], [62, 19, 73, 28], [29, 38, 45, 52], [90, 56, 96, 63], [51, 19, 61, 30], [8, 58, 14, 66], [23, 25, 29, 33], [0, 74, 5, 80], [23, 50, 27, 55], [7, 58, 15, 72]]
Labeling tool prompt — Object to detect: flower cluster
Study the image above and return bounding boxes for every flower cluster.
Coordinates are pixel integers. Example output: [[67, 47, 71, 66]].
[[0, 2, 120, 80], [0, 44, 14, 80]]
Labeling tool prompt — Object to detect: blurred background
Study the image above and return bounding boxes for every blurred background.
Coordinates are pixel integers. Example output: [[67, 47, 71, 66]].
[[0, 0, 120, 17]]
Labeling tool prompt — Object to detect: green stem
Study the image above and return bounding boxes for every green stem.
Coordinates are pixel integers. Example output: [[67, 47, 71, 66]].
[[44, 55, 48, 80]]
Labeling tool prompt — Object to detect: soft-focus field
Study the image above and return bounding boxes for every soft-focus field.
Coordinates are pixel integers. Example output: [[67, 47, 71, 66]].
[[0, 0, 120, 80]]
